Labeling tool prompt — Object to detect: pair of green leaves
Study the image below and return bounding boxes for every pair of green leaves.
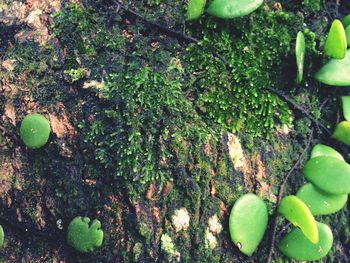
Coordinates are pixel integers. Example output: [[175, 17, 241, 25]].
[[316, 18, 350, 86], [186, 0, 263, 21], [277, 144, 350, 260], [228, 194, 321, 257]]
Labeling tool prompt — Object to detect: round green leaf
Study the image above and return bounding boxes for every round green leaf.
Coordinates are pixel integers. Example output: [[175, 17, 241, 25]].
[[303, 156, 350, 194], [296, 31, 306, 84], [342, 96, 350, 121], [278, 222, 333, 261], [207, 0, 263, 19], [278, 195, 318, 243], [20, 114, 51, 149], [315, 49, 350, 86], [345, 25, 350, 47], [324, 19, 346, 59], [0, 225, 4, 248], [342, 14, 350, 29], [333, 121, 350, 145], [67, 216, 104, 253], [229, 193, 268, 256], [297, 183, 347, 215], [186, 0, 206, 21], [310, 144, 344, 161]]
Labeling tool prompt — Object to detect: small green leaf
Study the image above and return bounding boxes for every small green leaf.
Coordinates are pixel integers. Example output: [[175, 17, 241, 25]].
[[186, 0, 206, 21], [303, 156, 350, 194], [207, 0, 263, 19], [297, 183, 347, 215], [315, 49, 350, 86], [310, 144, 344, 161], [342, 96, 350, 122], [342, 14, 350, 29], [229, 193, 268, 256], [0, 225, 4, 248], [278, 195, 318, 243], [333, 121, 350, 145], [324, 19, 346, 59], [20, 114, 51, 149], [67, 216, 104, 253], [296, 31, 306, 84], [278, 222, 333, 261], [345, 26, 350, 47]]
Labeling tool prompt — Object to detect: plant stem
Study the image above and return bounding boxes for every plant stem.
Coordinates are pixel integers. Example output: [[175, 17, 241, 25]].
[[266, 127, 314, 263]]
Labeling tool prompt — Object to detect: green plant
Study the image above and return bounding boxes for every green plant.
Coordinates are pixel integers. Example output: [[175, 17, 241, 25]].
[[342, 96, 350, 121], [302, 0, 321, 13], [303, 156, 350, 194], [66, 68, 86, 82], [278, 195, 318, 243], [185, 10, 300, 136], [342, 14, 350, 28], [186, 0, 206, 21], [297, 183, 347, 215], [228, 193, 268, 256], [207, 0, 263, 19], [278, 222, 333, 260], [332, 121, 350, 145], [0, 225, 4, 248], [310, 144, 344, 160], [20, 114, 51, 149], [83, 64, 211, 184], [296, 31, 306, 84], [67, 216, 104, 253], [324, 20, 346, 59], [315, 50, 350, 86]]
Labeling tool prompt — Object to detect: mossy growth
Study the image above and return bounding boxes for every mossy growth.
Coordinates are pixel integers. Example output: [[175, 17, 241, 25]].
[[184, 10, 305, 136], [20, 114, 51, 149], [67, 216, 104, 253], [302, 0, 321, 13], [82, 62, 212, 184]]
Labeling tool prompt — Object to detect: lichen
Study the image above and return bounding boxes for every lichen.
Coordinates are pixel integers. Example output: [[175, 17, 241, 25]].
[[172, 208, 190, 232], [208, 214, 222, 234]]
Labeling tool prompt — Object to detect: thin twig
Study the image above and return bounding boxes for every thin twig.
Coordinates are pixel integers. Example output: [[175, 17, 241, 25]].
[[112, 1, 230, 67], [266, 127, 314, 263], [266, 87, 332, 136]]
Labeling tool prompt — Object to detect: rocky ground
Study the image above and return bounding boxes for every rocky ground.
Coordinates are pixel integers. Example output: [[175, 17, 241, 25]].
[[0, 0, 350, 262]]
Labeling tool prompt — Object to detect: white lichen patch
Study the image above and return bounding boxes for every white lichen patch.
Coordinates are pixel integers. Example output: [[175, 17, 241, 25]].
[[172, 208, 190, 232], [208, 214, 223, 234], [205, 229, 218, 249], [226, 132, 245, 170], [276, 124, 292, 135], [83, 80, 105, 90]]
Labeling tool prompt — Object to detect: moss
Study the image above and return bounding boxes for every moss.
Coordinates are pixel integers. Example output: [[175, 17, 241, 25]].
[[302, 0, 321, 13], [184, 10, 306, 136], [20, 114, 51, 149], [138, 222, 153, 245]]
